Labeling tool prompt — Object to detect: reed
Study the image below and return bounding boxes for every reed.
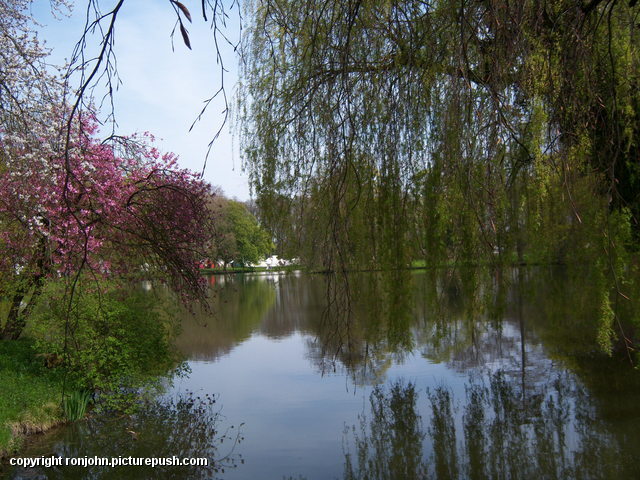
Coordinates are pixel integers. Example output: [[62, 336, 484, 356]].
[[62, 390, 91, 422]]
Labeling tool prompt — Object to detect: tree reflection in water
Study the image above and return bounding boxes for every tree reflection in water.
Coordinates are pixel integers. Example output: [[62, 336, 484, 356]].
[[345, 382, 427, 480], [10, 266, 640, 479], [174, 266, 640, 480], [306, 269, 415, 384], [175, 274, 276, 361], [8, 392, 243, 480], [344, 373, 637, 480]]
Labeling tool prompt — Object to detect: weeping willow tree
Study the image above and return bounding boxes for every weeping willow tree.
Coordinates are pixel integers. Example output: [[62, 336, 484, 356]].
[[239, 0, 640, 271]]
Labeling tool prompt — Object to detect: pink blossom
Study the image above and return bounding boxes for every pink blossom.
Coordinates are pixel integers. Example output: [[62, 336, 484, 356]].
[[0, 113, 214, 299]]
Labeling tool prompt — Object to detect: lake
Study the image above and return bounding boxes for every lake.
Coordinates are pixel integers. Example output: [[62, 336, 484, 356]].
[[7, 267, 640, 479]]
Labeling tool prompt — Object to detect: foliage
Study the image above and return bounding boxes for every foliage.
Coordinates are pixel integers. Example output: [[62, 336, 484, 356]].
[[20, 392, 244, 479], [0, 3, 220, 448], [28, 279, 180, 411], [62, 390, 92, 422], [208, 195, 273, 267], [240, 0, 640, 271], [0, 3, 217, 446], [0, 339, 65, 454], [0, 2, 215, 341], [0, 112, 213, 339]]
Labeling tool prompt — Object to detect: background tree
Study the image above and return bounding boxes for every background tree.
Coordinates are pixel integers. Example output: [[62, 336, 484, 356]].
[[208, 194, 273, 268]]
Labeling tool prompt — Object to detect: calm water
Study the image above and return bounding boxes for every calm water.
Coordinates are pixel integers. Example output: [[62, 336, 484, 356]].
[[7, 268, 640, 479]]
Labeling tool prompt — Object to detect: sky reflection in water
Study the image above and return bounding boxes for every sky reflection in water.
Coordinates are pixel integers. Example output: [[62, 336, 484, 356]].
[[10, 268, 640, 479]]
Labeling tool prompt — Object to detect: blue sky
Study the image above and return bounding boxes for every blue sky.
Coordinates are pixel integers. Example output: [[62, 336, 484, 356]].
[[32, 0, 250, 200]]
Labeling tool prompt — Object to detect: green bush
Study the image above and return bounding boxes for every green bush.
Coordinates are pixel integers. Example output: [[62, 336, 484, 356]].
[[28, 280, 180, 411]]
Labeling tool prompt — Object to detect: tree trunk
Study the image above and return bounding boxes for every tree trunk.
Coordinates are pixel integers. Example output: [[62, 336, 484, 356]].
[[1, 272, 45, 340], [1, 289, 28, 340], [1, 235, 48, 340]]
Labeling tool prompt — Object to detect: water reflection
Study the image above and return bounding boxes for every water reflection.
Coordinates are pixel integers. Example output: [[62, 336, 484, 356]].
[[344, 382, 427, 480], [175, 274, 277, 360], [305, 269, 416, 384], [330, 267, 640, 479], [9, 267, 639, 479], [344, 372, 640, 480], [7, 393, 242, 480], [178, 267, 637, 389]]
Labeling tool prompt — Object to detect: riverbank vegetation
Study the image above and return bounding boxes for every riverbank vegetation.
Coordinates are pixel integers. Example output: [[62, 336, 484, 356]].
[[239, 0, 640, 360], [27, 280, 182, 410], [0, 280, 188, 455], [0, 1, 215, 456], [0, 339, 65, 457]]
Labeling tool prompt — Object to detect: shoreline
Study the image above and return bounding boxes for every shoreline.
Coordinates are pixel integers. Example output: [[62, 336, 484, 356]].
[[0, 339, 67, 464]]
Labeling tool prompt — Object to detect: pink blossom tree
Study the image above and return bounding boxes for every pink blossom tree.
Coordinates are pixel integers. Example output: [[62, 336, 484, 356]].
[[0, 1, 215, 340], [0, 113, 214, 340]]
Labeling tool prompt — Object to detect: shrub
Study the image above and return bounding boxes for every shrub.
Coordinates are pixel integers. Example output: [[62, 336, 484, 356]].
[[28, 279, 181, 411]]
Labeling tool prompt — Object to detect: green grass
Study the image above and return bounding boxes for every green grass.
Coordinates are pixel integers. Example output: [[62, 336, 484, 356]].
[[0, 339, 65, 456]]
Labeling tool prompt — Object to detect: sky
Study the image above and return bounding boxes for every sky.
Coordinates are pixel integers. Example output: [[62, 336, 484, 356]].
[[31, 0, 250, 200]]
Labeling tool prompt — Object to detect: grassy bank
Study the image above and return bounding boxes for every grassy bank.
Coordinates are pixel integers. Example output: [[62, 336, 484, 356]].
[[0, 339, 65, 458], [0, 280, 184, 461]]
